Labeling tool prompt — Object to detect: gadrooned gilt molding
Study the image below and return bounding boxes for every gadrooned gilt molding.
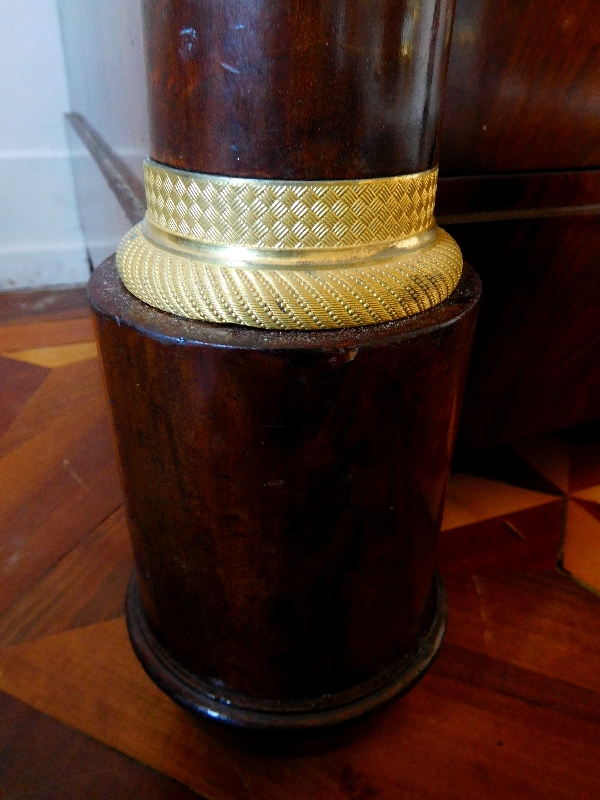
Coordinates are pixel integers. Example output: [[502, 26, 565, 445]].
[[116, 160, 463, 330]]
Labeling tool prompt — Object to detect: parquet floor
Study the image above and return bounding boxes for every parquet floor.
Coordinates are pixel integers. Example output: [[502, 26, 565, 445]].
[[1, 286, 599, 799]]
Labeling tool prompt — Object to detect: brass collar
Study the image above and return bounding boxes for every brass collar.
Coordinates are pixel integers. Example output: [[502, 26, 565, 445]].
[[116, 160, 462, 330], [144, 159, 438, 249]]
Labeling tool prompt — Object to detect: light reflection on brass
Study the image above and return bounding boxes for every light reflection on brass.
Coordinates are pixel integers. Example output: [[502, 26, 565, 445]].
[[116, 160, 463, 330]]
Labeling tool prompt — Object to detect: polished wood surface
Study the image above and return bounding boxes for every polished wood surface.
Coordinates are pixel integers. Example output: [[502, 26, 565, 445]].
[[2, 286, 600, 795], [2, 575, 600, 800], [59, 0, 600, 449], [144, 0, 455, 178], [0, 285, 89, 324], [90, 257, 478, 707], [437, 0, 600, 447], [0, 692, 197, 800], [436, 169, 600, 221], [447, 212, 600, 450], [64, 105, 600, 451], [442, 0, 600, 175]]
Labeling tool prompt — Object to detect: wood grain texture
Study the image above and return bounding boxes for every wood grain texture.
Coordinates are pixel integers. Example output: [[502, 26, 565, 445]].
[[442, 474, 559, 530], [0, 356, 112, 457], [438, 500, 564, 575], [453, 443, 565, 496], [0, 356, 48, 440], [0, 691, 199, 800], [562, 500, 600, 592], [91, 257, 479, 704], [144, 0, 455, 178], [1, 573, 599, 800], [4, 341, 98, 368], [450, 214, 600, 450], [432, 641, 600, 728], [0, 316, 95, 353], [1, 284, 600, 795], [0, 358, 122, 613], [444, 571, 600, 692], [573, 487, 600, 508], [0, 508, 132, 648], [0, 286, 89, 325], [436, 169, 600, 220], [513, 435, 572, 495], [0, 621, 255, 800], [436, 1, 600, 446], [442, 0, 600, 175]]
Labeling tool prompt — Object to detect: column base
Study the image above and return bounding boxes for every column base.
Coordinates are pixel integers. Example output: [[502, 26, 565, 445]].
[[126, 570, 447, 731]]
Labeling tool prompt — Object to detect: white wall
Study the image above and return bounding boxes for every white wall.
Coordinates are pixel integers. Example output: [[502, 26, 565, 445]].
[[0, 0, 88, 290], [56, 0, 149, 267], [57, 0, 149, 182]]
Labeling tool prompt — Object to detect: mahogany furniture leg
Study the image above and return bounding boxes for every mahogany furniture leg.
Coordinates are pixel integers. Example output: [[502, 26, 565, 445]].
[[91, 257, 479, 728], [91, 0, 480, 729]]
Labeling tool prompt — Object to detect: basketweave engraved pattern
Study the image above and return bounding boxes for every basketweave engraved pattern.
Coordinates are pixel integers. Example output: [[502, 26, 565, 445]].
[[117, 223, 462, 330], [144, 161, 438, 249]]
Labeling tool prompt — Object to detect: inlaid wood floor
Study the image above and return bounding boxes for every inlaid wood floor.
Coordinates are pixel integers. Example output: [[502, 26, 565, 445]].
[[0, 285, 599, 799]]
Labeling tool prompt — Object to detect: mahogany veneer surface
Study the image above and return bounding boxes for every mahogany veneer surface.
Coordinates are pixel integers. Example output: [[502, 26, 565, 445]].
[[437, 0, 600, 445], [90, 257, 479, 703], [442, 0, 600, 175], [0, 285, 600, 797], [449, 213, 600, 449], [144, 0, 454, 178]]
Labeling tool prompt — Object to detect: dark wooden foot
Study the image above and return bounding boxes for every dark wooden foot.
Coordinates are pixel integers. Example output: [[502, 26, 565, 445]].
[[126, 569, 447, 729], [90, 256, 479, 730]]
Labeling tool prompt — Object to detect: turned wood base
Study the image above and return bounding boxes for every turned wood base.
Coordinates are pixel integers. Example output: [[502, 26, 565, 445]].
[[90, 256, 479, 732], [126, 569, 447, 730]]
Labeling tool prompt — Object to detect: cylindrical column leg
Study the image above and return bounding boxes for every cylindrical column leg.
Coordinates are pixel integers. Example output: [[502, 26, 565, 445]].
[[91, 256, 479, 729], [93, 0, 476, 730]]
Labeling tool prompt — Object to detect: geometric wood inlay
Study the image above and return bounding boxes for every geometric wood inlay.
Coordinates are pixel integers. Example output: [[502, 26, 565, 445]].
[[0, 508, 133, 647], [0, 581, 599, 800], [1, 284, 600, 796], [4, 341, 98, 368]]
